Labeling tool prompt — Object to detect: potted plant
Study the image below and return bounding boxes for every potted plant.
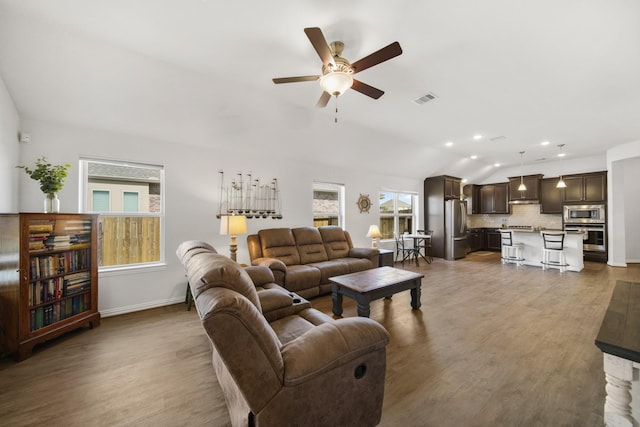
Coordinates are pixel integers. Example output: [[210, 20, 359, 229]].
[[18, 156, 72, 213]]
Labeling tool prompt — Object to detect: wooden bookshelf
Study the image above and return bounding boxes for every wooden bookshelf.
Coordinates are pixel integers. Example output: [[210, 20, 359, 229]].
[[0, 213, 100, 361]]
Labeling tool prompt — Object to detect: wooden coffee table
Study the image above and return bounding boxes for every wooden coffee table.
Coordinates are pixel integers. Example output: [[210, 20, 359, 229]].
[[329, 266, 424, 317]]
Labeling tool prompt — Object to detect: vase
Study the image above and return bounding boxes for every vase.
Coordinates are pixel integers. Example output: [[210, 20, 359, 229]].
[[44, 193, 60, 214]]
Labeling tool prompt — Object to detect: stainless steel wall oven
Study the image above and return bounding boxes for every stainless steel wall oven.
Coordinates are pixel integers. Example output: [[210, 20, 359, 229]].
[[564, 223, 606, 252], [564, 203, 606, 257]]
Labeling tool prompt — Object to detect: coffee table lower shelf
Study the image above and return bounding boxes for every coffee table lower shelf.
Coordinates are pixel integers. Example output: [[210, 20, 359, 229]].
[[329, 266, 424, 318]]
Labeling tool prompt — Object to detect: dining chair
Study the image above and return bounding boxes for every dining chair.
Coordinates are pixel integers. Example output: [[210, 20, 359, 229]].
[[416, 229, 433, 263], [394, 233, 418, 266]]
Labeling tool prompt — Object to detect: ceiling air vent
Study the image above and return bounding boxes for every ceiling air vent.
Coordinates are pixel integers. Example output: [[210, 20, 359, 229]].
[[413, 92, 437, 105]]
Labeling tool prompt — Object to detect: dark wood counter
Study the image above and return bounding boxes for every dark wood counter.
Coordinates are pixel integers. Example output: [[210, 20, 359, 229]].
[[595, 280, 640, 363]]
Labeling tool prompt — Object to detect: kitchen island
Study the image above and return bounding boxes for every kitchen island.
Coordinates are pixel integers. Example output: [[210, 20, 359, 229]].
[[501, 228, 584, 272]]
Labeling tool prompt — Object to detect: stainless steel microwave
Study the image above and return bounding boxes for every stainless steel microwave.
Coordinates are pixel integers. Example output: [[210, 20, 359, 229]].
[[563, 204, 605, 224]]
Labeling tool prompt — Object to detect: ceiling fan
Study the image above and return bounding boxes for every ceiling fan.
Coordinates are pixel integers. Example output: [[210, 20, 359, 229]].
[[273, 27, 403, 108]]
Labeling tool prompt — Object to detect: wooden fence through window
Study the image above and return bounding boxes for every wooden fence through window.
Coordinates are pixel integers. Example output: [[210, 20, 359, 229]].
[[98, 216, 160, 266]]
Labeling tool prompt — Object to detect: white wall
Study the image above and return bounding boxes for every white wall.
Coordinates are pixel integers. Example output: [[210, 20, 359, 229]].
[[0, 73, 20, 212], [18, 118, 420, 316], [607, 140, 640, 266], [623, 157, 640, 262]]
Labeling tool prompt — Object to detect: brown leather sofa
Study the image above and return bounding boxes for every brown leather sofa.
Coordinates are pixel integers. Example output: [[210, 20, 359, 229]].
[[247, 226, 379, 299], [176, 241, 390, 427]]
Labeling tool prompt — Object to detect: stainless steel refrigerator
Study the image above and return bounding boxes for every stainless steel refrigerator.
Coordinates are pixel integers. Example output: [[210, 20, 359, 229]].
[[445, 199, 468, 260]]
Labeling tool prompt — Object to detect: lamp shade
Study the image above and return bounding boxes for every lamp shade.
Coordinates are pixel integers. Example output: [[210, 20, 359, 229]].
[[319, 72, 353, 96], [220, 215, 247, 235], [366, 225, 382, 239]]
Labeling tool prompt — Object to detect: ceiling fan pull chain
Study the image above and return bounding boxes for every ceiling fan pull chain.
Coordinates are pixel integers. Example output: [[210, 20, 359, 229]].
[[335, 95, 339, 123]]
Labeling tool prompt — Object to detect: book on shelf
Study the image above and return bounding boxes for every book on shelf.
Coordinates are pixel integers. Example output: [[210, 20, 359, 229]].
[[28, 223, 54, 233]]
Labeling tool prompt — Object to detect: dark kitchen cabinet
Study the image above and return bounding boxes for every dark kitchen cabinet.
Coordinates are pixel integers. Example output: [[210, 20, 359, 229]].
[[485, 229, 502, 251], [468, 228, 485, 252], [563, 172, 607, 203], [540, 178, 564, 214], [444, 177, 461, 200], [463, 184, 480, 214], [479, 183, 509, 214], [508, 174, 542, 202], [424, 175, 463, 259]]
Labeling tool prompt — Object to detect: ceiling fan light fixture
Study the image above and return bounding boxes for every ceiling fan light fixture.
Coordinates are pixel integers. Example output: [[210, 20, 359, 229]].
[[319, 72, 353, 96]]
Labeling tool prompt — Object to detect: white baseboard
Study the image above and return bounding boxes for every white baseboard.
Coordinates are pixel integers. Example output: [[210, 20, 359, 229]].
[[100, 296, 185, 318], [607, 261, 628, 267]]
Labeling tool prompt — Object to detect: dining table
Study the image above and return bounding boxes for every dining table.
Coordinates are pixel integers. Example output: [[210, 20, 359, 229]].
[[401, 233, 433, 265]]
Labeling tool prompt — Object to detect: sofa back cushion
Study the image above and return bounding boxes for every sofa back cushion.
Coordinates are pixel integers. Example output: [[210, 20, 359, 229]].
[[186, 252, 262, 311], [258, 228, 301, 266], [319, 226, 353, 259], [196, 286, 283, 412], [247, 234, 263, 261], [292, 227, 329, 264], [176, 240, 217, 267]]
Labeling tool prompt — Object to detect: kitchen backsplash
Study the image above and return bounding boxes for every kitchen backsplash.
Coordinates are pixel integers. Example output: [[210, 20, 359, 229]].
[[467, 204, 562, 229]]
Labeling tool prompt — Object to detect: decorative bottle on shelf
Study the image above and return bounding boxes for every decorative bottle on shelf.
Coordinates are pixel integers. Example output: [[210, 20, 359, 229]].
[[44, 193, 60, 214]]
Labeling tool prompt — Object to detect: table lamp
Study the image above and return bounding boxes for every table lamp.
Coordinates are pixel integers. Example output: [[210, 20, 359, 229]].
[[220, 215, 247, 262], [366, 225, 382, 249]]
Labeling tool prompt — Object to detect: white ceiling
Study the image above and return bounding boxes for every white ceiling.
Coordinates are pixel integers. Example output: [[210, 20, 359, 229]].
[[1, 0, 639, 181]]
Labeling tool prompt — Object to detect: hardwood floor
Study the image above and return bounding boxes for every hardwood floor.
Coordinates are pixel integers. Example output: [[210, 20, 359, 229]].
[[1, 253, 638, 426]]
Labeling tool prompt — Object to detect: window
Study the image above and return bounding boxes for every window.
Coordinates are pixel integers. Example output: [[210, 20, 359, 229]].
[[313, 182, 345, 227], [123, 191, 139, 212], [379, 191, 418, 239], [92, 190, 110, 212], [80, 159, 164, 269]]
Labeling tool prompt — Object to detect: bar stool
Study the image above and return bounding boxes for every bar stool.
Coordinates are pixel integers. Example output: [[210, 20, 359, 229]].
[[540, 231, 568, 272], [499, 230, 524, 266]]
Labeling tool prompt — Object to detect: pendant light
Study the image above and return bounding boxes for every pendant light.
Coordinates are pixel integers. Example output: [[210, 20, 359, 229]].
[[556, 144, 567, 188], [518, 151, 527, 192]]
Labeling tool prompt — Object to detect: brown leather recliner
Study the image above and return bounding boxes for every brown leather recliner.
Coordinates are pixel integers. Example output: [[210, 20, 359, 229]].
[[247, 226, 379, 299], [177, 245, 390, 427]]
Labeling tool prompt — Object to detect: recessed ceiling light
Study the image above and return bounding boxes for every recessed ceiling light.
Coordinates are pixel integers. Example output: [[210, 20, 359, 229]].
[[473, 134, 483, 140], [461, 178, 468, 183], [494, 163, 501, 167], [445, 141, 453, 147], [470, 155, 478, 160], [541, 141, 550, 146], [558, 153, 566, 157]]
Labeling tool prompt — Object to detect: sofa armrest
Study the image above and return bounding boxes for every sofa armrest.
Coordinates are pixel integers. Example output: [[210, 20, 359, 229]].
[[251, 257, 287, 286], [349, 247, 379, 266], [280, 318, 390, 386], [251, 257, 287, 271], [244, 265, 276, 286]]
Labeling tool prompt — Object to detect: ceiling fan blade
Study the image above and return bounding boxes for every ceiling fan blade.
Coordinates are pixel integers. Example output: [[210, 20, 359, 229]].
[[304, 27, 336, 67], [316, 91, 331, 108], [351, 79, 385, 99], [351, 42, 403, 74], [272, 75, 320, 84]]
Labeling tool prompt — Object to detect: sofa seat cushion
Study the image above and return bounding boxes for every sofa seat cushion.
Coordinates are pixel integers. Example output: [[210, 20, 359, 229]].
[[259, 228, 301, 266], [342, 257, 374, 273], [269, 308, 334, 345], [308, 260, 351, 284], [282, 264, 321, 293]]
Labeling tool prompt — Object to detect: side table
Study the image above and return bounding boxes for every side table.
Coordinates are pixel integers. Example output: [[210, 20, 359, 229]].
[[378, 249, 394, 267]]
